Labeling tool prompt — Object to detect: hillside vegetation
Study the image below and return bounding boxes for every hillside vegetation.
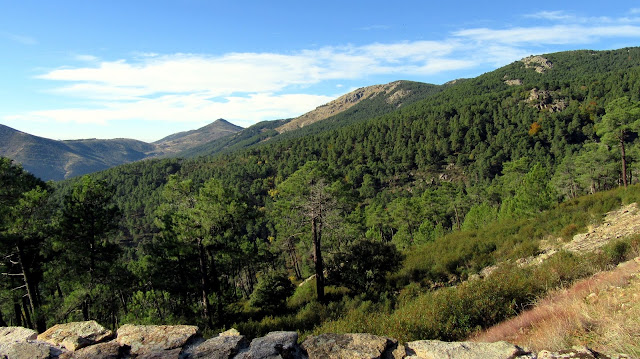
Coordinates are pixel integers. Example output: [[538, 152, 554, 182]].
[[2, 48, 640, 352]]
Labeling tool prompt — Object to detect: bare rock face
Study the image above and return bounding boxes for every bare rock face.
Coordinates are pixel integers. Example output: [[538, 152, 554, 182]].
[[522, 56, 554, 73], [405, 340, 530, 359], [116, 324, 200, 356], [302, 333, 401, 359], [37, 321, 113, 351], [235, 331, 300, 359]]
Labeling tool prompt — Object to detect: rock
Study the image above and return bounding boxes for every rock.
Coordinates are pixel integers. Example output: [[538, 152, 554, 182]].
[[235, 331, 300, 359], [189, 334, 248, 359], [302, 333, 399, 359], [37, 320, 113, 351], [65, 340, 123, 359], [405, 340, 530, 359], [219, 328, 242, 337], [537, 346, 613, 359], [1, 341, 61, 359], [504, 79, 523, 86], [0, 327, 38, 344], [136, 347, 183, 359], [116, 324, 200, 355]]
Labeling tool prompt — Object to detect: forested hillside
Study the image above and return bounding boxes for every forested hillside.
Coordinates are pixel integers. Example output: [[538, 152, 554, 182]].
[[3, 47, 640, 343]]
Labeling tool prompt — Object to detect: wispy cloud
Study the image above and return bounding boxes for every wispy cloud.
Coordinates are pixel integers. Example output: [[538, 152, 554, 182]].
[[7, 92, 335, 128], [454, 24, 640, 45], [525, 10, 576, 21], [360, 24, 391, 31], [1, 32, 37, 45]]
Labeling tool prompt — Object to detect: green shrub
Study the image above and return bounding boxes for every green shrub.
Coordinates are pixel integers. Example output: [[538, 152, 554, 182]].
[[250, 271, 295, 314], [327, 239, 404, 295]]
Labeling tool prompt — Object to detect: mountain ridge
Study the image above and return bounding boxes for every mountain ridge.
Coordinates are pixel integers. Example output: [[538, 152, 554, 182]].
[[0, 119, 243, 180]]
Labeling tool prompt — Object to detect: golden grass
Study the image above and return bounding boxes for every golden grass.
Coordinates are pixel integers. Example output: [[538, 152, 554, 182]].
[[471, 257, 640, 356]]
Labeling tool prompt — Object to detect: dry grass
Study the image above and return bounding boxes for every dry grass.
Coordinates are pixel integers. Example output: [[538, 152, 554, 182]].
[[471, 257, 640, 356]]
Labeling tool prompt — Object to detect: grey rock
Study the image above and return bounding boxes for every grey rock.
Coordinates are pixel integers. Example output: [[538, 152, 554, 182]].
[[236, 331, 300, 359], [116, 324, 200, 355], [537, 346, 616, 359], [405, 340, 530, 359], [0, 327, 38, 344], [1, 341, 62, 359], [302, 333, 398, 359], [137, 347, 183, 359], [65, 340, 123, 359], [189, 334, 248, 359], [37, 320, 113, 351]]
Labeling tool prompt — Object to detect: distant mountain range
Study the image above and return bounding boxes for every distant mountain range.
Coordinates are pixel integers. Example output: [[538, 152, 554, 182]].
[[1, 80, 444, 181], [0, 119, 242, 180]]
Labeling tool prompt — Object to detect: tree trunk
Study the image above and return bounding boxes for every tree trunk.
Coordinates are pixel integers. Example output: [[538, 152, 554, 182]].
[[14, 302, 23, 327], [620, 137, 628, 187], [206, 247, 223, 324], [197, 239, 213, 328], [15, 244, 44, 332], [287, 237, 302, 280], [0, 308, 7, 327], [22, 297, 33, 329], [311, 217, 325, 303]]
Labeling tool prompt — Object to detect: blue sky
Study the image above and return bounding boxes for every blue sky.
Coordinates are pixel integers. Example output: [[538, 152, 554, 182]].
[[1, 1, 640, 142]]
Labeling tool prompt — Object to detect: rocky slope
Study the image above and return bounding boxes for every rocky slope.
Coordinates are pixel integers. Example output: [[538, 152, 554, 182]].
[[276, 81, 417, 133], [0, 322, 626, 359]]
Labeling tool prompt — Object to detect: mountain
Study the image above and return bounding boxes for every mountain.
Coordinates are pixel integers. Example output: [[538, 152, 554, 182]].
[[276, 80, 425, 133], [0, 124, 155, 180], [152, 119, 243, 156], [0, 119, 243, 180], [178, 80, 447, 158]]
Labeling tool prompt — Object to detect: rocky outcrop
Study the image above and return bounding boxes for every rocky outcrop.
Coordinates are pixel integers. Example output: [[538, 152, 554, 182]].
[[276, 81, 411, 133], [405, 340, 531, 359], [116, 324, 200, 356], [0, 324, 628, 359], [302, 333, 403, 359], [522, 56, 553, 73], [37, 321, 113, 351]]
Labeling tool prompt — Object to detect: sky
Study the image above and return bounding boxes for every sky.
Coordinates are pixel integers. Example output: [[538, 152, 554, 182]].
[[1, 1, 640, 142]]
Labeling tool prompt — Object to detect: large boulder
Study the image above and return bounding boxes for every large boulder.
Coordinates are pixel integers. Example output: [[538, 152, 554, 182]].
[[189, 330, 248, 359], [116, 324, 200, 356], [405, 340, 531, 359], [1, 341, 61, 359], [235, 331, 301, 359], [37, 321, 113, 351], [302, 333, 402, 359], [0, 327, 38, 344], [63, 340, 124, 359]]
